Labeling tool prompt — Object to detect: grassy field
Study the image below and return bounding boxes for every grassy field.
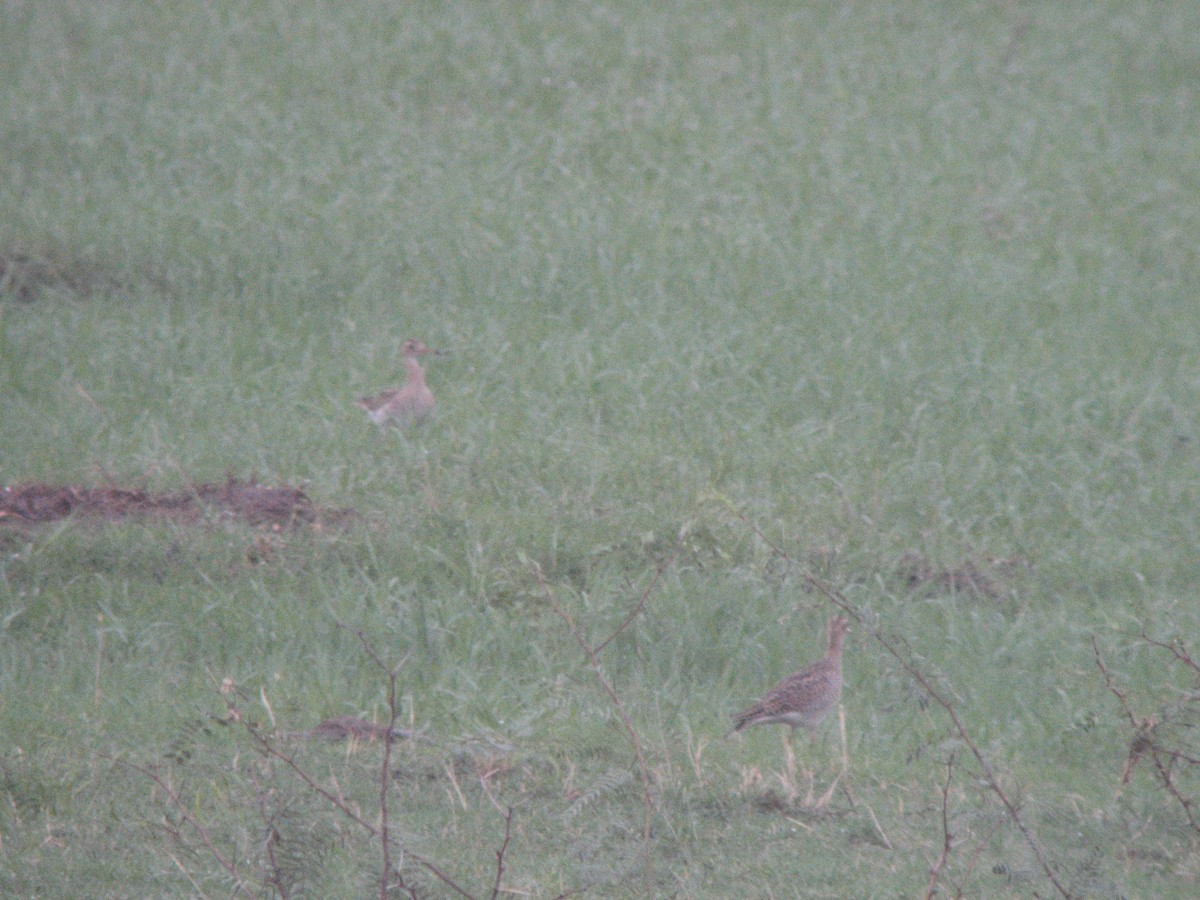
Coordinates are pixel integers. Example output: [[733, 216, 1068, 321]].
[[3, 1, 1199, 896]]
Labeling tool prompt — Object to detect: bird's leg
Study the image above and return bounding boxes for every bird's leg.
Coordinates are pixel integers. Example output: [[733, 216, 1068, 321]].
[[782, 729, 799, 803], [838, 703, 849, 774]]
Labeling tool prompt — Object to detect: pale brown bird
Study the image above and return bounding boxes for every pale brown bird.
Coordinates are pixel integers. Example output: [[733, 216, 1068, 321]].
[[356, 339, 440, 427], [730, 615, 849, 736]]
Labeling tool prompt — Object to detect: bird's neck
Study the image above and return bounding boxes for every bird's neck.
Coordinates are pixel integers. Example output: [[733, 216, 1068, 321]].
[[403, 357, 426, 386]]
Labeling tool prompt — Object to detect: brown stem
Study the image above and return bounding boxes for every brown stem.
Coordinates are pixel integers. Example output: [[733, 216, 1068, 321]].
[[490, 806, 515, 900], [348, 629, 403, 900], [249, 767, 289, 899], [594, 553, 676, 655], [1139, 631, 1200, 676], [123, 760, 252, 897], [1093, 634, 1200, 834], [535, 564, 658, 881], [924, 751, 956, 900]]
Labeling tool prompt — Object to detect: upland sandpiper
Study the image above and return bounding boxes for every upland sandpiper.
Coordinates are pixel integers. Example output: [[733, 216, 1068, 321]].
[[357, 339, 440, 427], [731, 614, 850, 805]]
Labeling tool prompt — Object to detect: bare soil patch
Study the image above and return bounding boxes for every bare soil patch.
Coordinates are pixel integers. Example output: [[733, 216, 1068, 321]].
[[0, 248, 125, 302], [895, 551, 1032, 600], [0, 478, 355, 530]]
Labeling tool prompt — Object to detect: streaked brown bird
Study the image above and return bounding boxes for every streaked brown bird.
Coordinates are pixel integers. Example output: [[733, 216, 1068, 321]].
[[730, 614, 849, 736], [356, 339, 441, 427]]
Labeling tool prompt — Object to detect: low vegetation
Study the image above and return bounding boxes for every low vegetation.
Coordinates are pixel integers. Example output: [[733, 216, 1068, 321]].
[[2, 2, 1198, 896]]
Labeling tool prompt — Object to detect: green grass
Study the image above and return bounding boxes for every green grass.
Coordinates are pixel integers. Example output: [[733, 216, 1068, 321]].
[[3, 1, 1200, 896]]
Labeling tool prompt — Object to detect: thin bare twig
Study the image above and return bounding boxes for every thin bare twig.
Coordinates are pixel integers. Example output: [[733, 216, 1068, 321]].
[[122, 760, 252, 897], [1153, 752, 1199, 833], [594, 553, 676, 655], [134, 624, 544, 900], [248, 767, 289, 900], [228, 629, 479, 900], [1139, 630, 1200, 676], [924, 751, 956, 900], [1092, 636, 1152, 786], [534, 564, 658, 880], [240, 714, 478, 899], [1091, 637, 1140, 729], [1156, 747, 1200, 766], [249, 725, 375, 831], [490, 806, 515, 900], [1094, 634, 1200, 834], [349, 629, 406, 900], [959, 816, 1007, 899], [721, 503, 1072, 899]]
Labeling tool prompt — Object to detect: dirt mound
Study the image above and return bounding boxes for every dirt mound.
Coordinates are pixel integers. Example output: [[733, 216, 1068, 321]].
[[0, 249, 123, 302], [895, 551, 1032, 600], [0, 478, 355, 529]]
